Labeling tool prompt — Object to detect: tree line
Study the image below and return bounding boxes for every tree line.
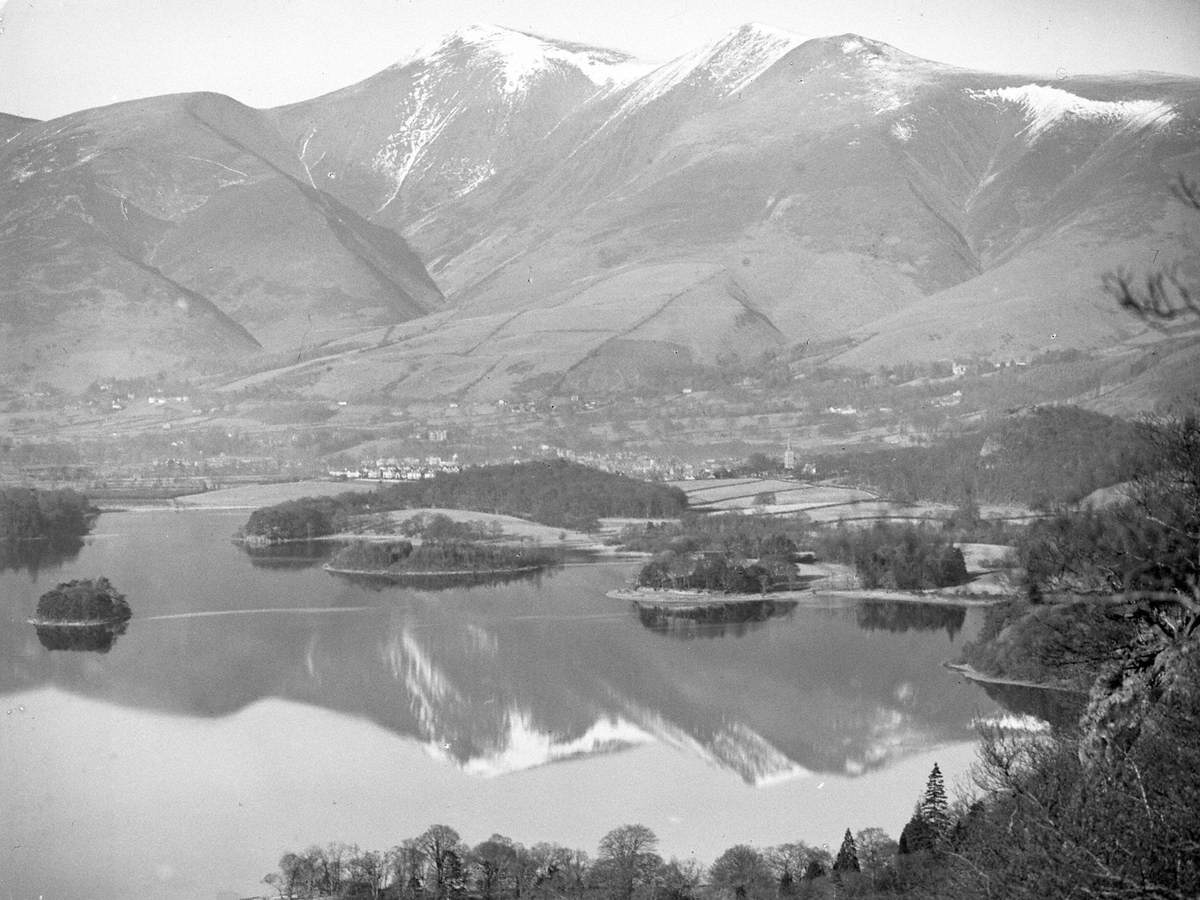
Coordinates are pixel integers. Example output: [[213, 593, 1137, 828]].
[[263, 820, 898, 900], [807, 405, 1148, 508], [377, 460, 688, 531], [813, 523, 969, 591], [242, 461, 689, 541], [0, 486, 96, 542]]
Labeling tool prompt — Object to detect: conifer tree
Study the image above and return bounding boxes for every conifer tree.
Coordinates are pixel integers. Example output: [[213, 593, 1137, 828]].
[[899, 764, 951, 854], [919, 762, 950, 841], [832, 829, 860, 874]]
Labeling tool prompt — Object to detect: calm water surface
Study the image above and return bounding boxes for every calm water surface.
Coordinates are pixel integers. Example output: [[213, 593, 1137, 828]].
[[1, 509, 1013, 900]]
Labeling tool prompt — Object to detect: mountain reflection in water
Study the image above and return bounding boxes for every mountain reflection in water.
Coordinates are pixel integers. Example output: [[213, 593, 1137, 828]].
[[0, 510, 1019, 788]]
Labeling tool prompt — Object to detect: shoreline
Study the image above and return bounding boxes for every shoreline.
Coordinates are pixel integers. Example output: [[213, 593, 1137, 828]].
[[322, 564, 546, 578], [27, 617, 128, 627], [607, 586, 1009, 607], [943, 661, 1088, 693]]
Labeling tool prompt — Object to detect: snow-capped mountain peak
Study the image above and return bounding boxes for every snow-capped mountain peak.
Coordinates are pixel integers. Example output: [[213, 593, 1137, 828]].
[[410, 22, 650, 95], [616, 21, 804, 113]]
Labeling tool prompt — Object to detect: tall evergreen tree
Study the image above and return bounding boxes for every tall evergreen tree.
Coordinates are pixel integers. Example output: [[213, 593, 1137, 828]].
[[899, 764, 951, 854], [919, 763, 950, 841], [832, 830, 860, 874]]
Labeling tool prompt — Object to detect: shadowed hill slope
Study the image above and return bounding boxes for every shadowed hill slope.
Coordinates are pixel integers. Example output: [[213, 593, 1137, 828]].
[[0, 92, 442, 389]]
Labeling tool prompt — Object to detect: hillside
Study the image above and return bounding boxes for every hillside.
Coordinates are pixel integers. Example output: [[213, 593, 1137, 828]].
[[4, 24, 1198, 410], [261, 27, 1200, 402], [0, 92, 442, 390]]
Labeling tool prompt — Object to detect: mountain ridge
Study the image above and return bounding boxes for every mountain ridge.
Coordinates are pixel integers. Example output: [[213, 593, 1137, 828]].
[[3, 24, 1198, 405]]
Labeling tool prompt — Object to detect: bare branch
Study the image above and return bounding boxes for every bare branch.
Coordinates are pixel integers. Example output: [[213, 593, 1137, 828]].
[[1169, 174, 1200, 212]]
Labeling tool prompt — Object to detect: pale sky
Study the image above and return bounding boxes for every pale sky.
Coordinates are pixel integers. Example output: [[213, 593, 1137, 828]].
[[1, 0, 1198, 120]]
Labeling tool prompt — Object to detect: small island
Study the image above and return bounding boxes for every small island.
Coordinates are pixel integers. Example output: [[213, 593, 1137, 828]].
[[30, 577, 132, 626], [324, 539, 560, 587]]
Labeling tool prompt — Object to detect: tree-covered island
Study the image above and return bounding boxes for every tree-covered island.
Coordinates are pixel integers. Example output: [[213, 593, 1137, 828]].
[[31, 577, 131, 625], [325, 539, 560, 584], [619, 516, 972, 600]]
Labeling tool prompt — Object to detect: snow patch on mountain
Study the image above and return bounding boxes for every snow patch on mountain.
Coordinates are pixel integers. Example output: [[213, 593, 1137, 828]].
[[368, 24, 649, 200], [969, 83, 1176, 140], [371, 74, 465, 211], [838, 36, 947, 115], [450, 160, 497, 197], [419, 23, 650, 97], [794, 35, 946, 116], [615, 23, 803, 116]]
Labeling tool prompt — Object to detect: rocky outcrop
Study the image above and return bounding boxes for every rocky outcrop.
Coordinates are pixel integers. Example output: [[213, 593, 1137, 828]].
[[1078, 603, 1200, 768]]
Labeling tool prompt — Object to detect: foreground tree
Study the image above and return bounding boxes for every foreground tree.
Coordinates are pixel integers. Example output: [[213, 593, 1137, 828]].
[[472, 835, 520, 900], [852, 828, 897, 888], [387, 839, 426, 900], [1103, 174, 1199, 322], [831, 830, 859, 875], [528, 842, 590, 900], [348, 848, 388, 900], [655, 858, 704, 900], [918, 763, 950, 840], [898, 764, 951, 857], [765, 843, 830, 897], [417, 825, 464, 899], [708, 844, 774, 900], [593, 825, 661, 900]]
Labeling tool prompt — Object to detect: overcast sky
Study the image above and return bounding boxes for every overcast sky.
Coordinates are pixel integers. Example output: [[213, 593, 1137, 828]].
[[1, 0, 1198, 120]]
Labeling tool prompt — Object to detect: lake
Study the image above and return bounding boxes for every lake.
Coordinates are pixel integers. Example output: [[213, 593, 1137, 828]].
[[1, 508, 1028, 900]]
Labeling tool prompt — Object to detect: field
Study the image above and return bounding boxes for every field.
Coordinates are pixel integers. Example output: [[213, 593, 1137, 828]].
[[174, 480, 378, 509]]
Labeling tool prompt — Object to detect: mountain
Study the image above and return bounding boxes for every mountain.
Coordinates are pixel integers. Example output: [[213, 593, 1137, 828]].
[[0, 92, 442, 390], [4, 24, 1198, 403], [265, 26, 1199, 401], [0, 113, 37, 143], [270, 24, 650, 226]]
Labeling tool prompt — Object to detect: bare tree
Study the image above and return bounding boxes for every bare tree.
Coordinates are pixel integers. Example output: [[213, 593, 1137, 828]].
[[1102, 174, 1199, 324], [708, 844, 774, 900], [594, 824, 661, 900], [418, 824, 465, 899]]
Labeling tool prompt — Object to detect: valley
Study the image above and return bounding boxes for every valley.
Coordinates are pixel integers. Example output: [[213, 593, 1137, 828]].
[[4, 9, 1200, 900]]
